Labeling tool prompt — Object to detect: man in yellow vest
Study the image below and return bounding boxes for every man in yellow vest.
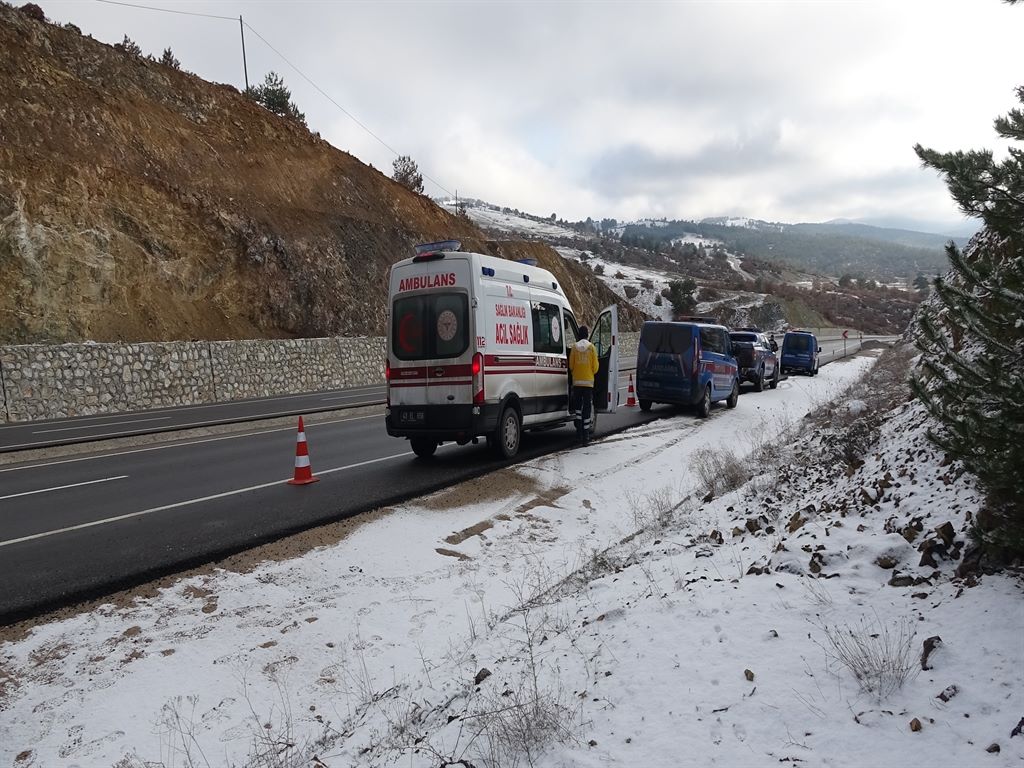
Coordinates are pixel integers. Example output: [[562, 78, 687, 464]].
[[569, 325, 600, 445]]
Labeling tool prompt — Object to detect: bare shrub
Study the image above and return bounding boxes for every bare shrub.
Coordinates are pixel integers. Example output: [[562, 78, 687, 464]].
[[690, 447, 749, 498], [625, 486, 677, 532], [816, 614, 918, 700]]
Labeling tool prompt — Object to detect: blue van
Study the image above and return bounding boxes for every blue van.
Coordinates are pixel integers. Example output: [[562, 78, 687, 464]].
[[780, 330, 820, 376], [635, 320, 739, 417]]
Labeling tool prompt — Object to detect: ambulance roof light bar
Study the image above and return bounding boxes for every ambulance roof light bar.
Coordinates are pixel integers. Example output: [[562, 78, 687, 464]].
[[413, 239, 462, 262]]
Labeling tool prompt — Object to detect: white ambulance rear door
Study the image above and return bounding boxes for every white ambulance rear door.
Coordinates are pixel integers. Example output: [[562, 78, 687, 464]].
[[388, 256, 473, 407]]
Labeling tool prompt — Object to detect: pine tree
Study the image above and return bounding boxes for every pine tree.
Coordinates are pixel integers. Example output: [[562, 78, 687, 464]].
[[391, 155, 424, 194], [911, 83, 1024, 555], [245, 72, 306, 127], [116, 34, 142, 57], [160, 47, 181, 70]]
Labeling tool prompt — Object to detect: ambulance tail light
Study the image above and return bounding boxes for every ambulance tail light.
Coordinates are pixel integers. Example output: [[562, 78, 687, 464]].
[[385, 360, 391, 406], [472, 353, 484, 404]]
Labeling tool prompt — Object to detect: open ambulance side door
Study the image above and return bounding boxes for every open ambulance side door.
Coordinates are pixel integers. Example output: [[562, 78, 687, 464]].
[[590, 305, 619, 413]]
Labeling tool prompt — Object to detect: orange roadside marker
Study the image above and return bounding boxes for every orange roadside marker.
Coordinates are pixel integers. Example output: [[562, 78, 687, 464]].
[[287, 416, 320, 485]]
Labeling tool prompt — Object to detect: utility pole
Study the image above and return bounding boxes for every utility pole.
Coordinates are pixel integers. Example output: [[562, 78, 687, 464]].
[[239, 15, 249, 91]]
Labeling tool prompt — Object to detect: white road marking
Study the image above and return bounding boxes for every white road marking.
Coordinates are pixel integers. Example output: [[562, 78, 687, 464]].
[[0, 452, 411, 548], [32, 417, 172, 435], [0, 475, 129, 502], [0, 413, 383, 474], [0, 401, 385, 451]]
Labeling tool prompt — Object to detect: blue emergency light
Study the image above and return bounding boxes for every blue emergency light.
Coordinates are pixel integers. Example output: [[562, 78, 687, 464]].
[[414, 239, 461, 256]]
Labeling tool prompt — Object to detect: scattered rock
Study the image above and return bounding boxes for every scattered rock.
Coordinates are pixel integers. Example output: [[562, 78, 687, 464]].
[[709, 529, 724, 545], [732, 526, 745, 538], [888, 573, 915, 588], [746, 517, 762, 534], [937, 685, 959, 703], [744, 669, 755, 682], [695, 547, 714, 559], [936, 521, 956, 547], [921, 636, 943, 671], [875, 553, 900, 569], [986, 743, 1000, 754], [1011, 717, 1024, 738], [910, 717, 923, 732], [787, 511, 806, 533], [474, 668, 492, 685]]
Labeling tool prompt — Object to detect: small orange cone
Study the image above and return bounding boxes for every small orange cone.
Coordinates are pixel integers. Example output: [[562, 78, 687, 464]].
[[626, 374, 638, 407], [287, 416, 320, 485]]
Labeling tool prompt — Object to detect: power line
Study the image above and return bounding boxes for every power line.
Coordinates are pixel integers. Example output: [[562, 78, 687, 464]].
[[96, 0, 236, 21], [92, 0, 454, 197]]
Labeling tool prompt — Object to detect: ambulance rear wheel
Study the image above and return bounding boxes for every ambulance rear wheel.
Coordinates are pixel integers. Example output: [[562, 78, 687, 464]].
[[410, 438, 437, 459], [494, 405, 521, 459]]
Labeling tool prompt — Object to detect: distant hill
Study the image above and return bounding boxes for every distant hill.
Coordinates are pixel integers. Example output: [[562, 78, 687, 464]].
[[0, 5, 640, 344], [616, 218, 958, 281], [794, 221, 971, 251]]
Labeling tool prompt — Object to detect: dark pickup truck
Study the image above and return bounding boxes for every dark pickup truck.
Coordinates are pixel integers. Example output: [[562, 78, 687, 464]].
[[729, 329, 779, 391]]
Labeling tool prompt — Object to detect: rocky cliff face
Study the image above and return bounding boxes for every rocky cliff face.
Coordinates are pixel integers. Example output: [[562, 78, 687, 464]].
[[0, 5, 642, 344]]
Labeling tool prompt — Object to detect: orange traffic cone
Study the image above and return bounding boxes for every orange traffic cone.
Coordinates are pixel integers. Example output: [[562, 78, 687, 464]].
[[287, 416, 320, 485], [626, 374, 638, 407]]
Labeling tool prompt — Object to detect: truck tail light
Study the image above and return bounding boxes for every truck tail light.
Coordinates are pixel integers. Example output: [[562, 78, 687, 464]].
[[385, 360, 391, 406], [472, 353, 484, 404]]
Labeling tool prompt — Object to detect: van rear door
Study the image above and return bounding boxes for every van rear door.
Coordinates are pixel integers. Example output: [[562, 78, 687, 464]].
[[590, 305, 619, 413]]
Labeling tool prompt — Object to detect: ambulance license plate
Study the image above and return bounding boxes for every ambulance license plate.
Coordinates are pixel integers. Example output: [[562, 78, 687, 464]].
[[400, 410, 425, 425]]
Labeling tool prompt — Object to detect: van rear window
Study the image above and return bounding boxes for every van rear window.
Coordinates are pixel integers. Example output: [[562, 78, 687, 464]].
[[784, 334, 812, 352], [392, 293, 469, 361], [640, 323, 694, 354]]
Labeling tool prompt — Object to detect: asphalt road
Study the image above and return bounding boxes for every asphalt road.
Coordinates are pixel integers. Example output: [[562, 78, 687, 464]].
[[0, 338, 876, 622]]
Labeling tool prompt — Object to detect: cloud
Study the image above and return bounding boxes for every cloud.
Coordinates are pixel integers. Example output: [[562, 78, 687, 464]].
[[41, 0, 1024, 229]]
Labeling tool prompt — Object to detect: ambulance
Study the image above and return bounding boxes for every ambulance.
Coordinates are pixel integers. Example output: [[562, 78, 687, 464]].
[[385, 240, 619, 459]]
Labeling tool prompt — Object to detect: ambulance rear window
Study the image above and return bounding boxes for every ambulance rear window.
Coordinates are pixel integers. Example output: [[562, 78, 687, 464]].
[[392, 293, 469, 361]]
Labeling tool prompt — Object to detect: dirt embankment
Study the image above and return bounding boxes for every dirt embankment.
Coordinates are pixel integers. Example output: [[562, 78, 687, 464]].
[[0, 6, 642, 344]]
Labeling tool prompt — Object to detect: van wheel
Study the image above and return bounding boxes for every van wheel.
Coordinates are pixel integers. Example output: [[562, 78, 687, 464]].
[[726, 381, 739, 409], [410, 438, 437, 459], [494, 405, 521, 459], [639, 399, 652, 412], [770, 366, 780, 389], [754, 366, 765, 392], [696, 385, 712, 418]]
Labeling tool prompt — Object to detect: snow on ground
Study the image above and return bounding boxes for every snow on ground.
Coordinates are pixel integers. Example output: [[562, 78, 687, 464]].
[[671, 233, 722, 250], [2, 351, 1021, 768], [438, 202, 581, 240], [554, 247, 675, 321]]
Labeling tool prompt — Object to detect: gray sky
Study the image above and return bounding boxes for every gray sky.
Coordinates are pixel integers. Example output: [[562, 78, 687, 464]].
[[43, 0, 1022, 233]]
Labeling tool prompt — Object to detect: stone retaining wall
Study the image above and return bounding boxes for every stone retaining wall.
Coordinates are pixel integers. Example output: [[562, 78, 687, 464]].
[[0, 337, 385, 423], [0, 332, 633, 423]]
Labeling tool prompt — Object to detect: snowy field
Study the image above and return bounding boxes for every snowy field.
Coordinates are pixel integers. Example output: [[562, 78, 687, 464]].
[[2, 350, 1021, 768], [438, 202, 582, 240]]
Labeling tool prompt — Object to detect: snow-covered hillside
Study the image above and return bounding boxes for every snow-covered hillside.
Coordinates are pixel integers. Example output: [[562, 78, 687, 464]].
[[438, 201, 581, 240], [3, 347, 1017, 767], [554, 246, 677, 321]]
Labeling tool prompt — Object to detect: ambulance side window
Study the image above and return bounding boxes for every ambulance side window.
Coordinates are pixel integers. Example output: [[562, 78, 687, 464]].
[[563, 312, 579, 353], [531, 302, 563, 354], [593, 312, 612, 357]]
